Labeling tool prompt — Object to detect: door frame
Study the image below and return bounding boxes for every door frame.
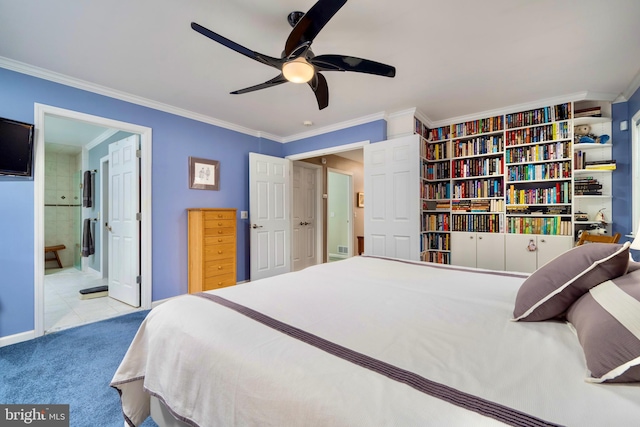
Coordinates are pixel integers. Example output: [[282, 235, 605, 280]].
[[326, 167, 354, 261], [286, 140, 369, 264], [33, 103, 153, 337], [99, 155, 109, 279]]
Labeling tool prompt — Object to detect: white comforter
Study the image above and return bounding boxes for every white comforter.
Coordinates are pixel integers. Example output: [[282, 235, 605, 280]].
[[111, 256, 640, 426]]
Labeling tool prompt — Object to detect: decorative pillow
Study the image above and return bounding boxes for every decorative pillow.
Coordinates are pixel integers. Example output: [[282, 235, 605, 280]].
[[513, 242, 630, 321], [627, 261, 640, 273], [566, 269, 640, 382]]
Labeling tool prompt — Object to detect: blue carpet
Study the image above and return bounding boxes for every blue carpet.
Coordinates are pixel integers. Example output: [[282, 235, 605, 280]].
[[0, 311, 158, 427]]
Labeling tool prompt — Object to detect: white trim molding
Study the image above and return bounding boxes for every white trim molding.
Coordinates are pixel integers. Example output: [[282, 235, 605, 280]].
[[34, 103, 153, 338]]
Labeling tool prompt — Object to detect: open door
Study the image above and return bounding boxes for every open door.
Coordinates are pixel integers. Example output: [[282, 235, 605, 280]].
[[249, 153, 292, 280], [108, 135, 140, 306], [364, 134, 421, 260]]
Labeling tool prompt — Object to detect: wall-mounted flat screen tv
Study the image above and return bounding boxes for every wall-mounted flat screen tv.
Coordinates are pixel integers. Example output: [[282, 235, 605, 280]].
[[0, 117, 35, 177]]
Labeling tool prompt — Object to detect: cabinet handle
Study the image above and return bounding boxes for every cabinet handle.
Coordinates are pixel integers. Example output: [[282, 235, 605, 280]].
[[478, 236, 483, 240], [469, 236, 474, 239], [540, 239, 546, 243]]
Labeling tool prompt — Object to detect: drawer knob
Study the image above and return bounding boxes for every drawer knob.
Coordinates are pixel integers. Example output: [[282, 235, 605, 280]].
[[218, 250, 223, 254], [218, 230, 223, 234], [218, 222, 222, 226], [218, 238, 223, 242], [218, 214, 222, 218], [218, 266, 222, 270]]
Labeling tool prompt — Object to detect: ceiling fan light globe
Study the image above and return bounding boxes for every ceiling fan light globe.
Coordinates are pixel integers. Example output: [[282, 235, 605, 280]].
[[283, 58, 314, 83]]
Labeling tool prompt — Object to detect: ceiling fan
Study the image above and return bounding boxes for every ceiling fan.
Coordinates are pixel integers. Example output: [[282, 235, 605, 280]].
[[191, 0, 396, 110]]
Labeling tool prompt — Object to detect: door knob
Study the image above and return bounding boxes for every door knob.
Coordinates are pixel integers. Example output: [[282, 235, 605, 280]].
[[300, 221, 305, 226], [251, 224, 263, 229]]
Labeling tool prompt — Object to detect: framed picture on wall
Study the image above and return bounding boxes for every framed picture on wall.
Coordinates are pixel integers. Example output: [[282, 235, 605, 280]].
[[189, 157, 220, 190], [357, 192, 364, 207]]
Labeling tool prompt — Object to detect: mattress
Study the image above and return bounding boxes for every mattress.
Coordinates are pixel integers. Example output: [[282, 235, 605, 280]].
[[111, 256, 640, 426]]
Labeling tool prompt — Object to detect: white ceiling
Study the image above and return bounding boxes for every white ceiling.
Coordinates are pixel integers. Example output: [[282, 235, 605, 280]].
[[2, 0, 640, 141]]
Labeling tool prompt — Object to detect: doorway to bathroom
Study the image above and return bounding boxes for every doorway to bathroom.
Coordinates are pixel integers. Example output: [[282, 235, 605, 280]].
[[34, 104, 153, 337]]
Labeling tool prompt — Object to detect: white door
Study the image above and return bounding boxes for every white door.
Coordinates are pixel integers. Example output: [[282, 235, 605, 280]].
[[292, 163, 318, 271], [250, 153, 291, 280], [476, 233, 506, 271], [364, 134, 420, 260], [108, 135, 140, 306]]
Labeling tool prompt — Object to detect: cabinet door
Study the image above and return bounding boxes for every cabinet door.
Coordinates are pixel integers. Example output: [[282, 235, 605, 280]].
[[476, 233, 505, 271], [450, 232, 477, 268], [505, 234, 538, 273], [537, 235, 573, 267]]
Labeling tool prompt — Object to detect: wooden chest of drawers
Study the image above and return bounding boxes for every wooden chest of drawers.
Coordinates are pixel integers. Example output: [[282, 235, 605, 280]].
[[187, 208, 237, 293]]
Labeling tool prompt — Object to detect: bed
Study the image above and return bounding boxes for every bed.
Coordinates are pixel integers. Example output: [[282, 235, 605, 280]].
[[111, 251, 640, 426]]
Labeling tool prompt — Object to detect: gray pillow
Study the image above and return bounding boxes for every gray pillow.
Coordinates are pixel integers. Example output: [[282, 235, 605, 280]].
[[567, 269, 640, 383], [513, 242, 630, 321]]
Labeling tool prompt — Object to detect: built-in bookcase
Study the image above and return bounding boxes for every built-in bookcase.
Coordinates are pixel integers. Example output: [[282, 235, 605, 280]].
[[405, 100, 614, 270]]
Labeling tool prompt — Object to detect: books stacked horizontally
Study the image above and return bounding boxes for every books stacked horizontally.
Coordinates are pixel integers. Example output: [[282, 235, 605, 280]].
[[584, 159, 616, 170], [574, 176, 603, 195], [574, 106, 602, 118]]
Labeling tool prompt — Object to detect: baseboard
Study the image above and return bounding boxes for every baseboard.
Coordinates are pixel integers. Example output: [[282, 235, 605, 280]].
[[0, 330, 36, 348], [329, 252, 348, 260]]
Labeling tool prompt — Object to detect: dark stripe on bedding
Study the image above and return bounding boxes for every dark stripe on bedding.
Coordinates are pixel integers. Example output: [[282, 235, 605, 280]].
[[196, 292, 561, 427], [362, 255, 531, 278]]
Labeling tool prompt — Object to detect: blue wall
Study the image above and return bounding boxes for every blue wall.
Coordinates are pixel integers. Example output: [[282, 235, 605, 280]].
[[0, 67, 292, 338], [613, 85, 640, 242]]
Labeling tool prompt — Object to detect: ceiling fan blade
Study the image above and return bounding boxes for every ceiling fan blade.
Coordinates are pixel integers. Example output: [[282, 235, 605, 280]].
[[191, 22, 282, 69], [310, 54, 396, 77], [284, 0, 347, 57], [230, 74, 288, 95], [308, 72, 329, 110]]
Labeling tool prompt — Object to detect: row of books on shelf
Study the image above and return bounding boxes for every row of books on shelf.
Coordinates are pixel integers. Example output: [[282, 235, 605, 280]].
[[506, 216, 572, 235], [506, 205, 571, 215], [505, 103, 572, 129], [452, 157, 503, 178], [452, 116, 504, 138], [506, 182, 571, 205], [506, 162, 571, 182], [505, 122, 570, 146], [423, 212, 450, 232], [421, 251, 450, 264], [423, 161, 450, 180], [451, 199, 504, 212], [453, 135, 504, 157], [423, 141, 449, 161], [505, 141, 571, 163], [422, 200, 451, 210], [422, 232, 451, 251], [452, 178, 503, 199], [422, 182, 450, 200], [451, 213, 503, 233]]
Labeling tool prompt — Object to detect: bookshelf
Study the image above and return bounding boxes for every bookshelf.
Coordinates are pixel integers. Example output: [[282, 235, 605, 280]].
[[503, 103, 573, 238], [387, 100, 615, 271], [572, 110, 613, 239], [419, 118, 451, 264]]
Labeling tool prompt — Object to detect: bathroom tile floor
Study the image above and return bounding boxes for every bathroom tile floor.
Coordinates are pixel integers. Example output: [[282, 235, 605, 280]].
[[45, 267, 142, 333]]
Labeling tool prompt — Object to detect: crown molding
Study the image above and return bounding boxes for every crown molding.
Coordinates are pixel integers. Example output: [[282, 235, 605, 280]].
[[428, 92, 619, 128], [280, 111, 387, 143], [0, 56, 262, 138], [85, 129, 119, 150]]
